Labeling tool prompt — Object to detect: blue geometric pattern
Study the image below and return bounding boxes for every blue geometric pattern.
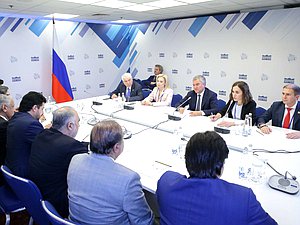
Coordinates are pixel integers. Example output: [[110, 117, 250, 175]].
[[29, 19, 50, 37], [188, 16, 209, 37], [213, 14, 227, 23], [11, 18, 23, 32], [0, 18, 15, 38], [242, 11, 267, 30]]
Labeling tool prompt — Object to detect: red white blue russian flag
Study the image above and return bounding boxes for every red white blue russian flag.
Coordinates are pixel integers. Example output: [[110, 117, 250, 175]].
[[52, 20, 73, 103]]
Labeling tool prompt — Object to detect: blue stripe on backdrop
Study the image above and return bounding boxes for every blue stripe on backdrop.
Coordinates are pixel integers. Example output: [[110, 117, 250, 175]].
[[188, 16, 209, 37], [10, 18, 23, 32], [71, 22, 81, 36], [0, 17, 15, 37], [242, 11, 267, 30], [213, 14, 227, 23], [29, 19, 50, 37]]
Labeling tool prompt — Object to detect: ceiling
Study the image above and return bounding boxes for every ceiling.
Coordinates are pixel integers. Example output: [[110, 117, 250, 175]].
[[0, 0, 300, 24]]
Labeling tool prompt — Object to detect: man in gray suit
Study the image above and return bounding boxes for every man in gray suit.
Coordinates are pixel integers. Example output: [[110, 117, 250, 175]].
[[67, 120, 154, 225]]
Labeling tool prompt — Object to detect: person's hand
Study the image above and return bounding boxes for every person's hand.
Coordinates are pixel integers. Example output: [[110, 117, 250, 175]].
[[190, 111, 202, 117], [217, 121, 235, 127], [260, 125, 272, 134], [111, 94, 117, 99], [178, 107, 185, 114], [142, 100, 152, 106], [210, 114, 220, 122], [286, 131, 300, 139]]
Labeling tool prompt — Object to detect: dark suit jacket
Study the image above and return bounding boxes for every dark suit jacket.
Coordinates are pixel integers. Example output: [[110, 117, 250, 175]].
[[5, 112, 43, 178], [110, 80, 143, 102], [257, 101, 300, 130], [142, 75, 156, 90], [29, 128, 88, 217], [157, 171, 277, 225], [0, 116, 8, 185], [175, 88, 218, 115]]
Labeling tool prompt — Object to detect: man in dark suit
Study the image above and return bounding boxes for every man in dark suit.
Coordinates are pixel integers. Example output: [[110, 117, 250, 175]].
[[142, 64, 163, 90], [0, 94, 15, 185], [29, 106, 88, 217], [257, 84, 300, 139], [176, 75, 218, 116], [157, 131, 277, 225], [110, 73, 143, 102], [5, 91, 46, 177]]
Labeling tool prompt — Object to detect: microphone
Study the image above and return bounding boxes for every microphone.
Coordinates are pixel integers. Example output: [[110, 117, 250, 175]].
[[122, 126, 132, 139], [224, 100, 233, 118], [213, 100, 233, 134], [168, 96, 191, 121]]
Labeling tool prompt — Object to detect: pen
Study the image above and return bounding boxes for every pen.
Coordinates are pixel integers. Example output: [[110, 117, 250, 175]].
[[154, 160, 172, 167], [256, 129, 264, 136]]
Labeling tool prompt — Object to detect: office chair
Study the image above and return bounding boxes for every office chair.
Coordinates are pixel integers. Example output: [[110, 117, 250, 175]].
[[0, 183, 26, 225], [1, 165, 50, 225], [142, 88, 152, 99], [41, 200, 75, 225], [171, 94, 183, 107], [217, 99, 226, 111]]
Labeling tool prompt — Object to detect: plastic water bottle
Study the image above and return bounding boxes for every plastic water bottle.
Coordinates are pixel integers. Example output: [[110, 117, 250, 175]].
[[248, 113, 252, 135], [172, 126, 184, 156], [242, 115, 249, 137], [238, 144, 253, 179]]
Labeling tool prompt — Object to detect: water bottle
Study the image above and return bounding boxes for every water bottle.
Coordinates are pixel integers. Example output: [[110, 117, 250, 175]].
[[242, 115, 249, 137], [238, 144, 253, 179], [248, 113, 252, 135], [121, 92, 126, 104], [172, 126, 184, 157]]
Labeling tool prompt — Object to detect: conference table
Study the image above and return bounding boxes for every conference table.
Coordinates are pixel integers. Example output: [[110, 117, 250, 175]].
[[52, 96, 300, 225]]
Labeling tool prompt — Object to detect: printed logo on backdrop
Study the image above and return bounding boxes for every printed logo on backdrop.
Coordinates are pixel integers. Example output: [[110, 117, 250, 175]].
[[203, 52, 209, 59], [159, 52, 165, 58], [202, 71, 209, 76], [187, 69, 192, 75], [185, 86, 192, 91], [12, 76, 21, 82], [85, 84, 91, 90], [284, 77, 295, 84], [69, 70, 75, 76], [262, 54, 271, 61], [98, 54, 104, 59], [84, 54, 89, 59], [186, 53, 193, 58], [258, 95, 267, 102], [241, 53, 248, 60], [84, 70, 91, 75], [219, 90, 226, 96], [10, 56, 18, 63], [99, 68, 104, 74], [148, 52, 152, 58], [239, 74, 247, 80], [172, 69, 178, 74], [287, 54, 296, 62], [33, 73, 40, 80], [220, 54, 229, 59], [68, 55, 75, 60], [71, 87, 77, 92], [172, 84, 177, 89], [220, 71, 227, 78], [99, 83, 105, 88], [31, 56, 39, 62], [261, 73, 268, 81], [147, 67, 152, 73], [15, 94, 22, 101], [172, 52, 178, 58]]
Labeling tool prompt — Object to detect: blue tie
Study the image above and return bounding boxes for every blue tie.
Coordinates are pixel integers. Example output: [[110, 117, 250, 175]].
[[126, 88, 131, 99]]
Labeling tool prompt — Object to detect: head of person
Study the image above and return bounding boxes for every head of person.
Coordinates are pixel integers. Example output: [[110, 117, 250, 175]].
[[122, 73, 133, 88], [90, 120, 124, 159], [229, 81, 253, 105], [19, 91, 46, 120], [0, 86, 9, 95], [156, 74, 169, 90], [0, 94, 15, 120], [282, 84, 300, 107], [0, 79, 3, 85], [192, 75, 206, 94], [185, 131, 229, 179], [51, 106, 80, 138], [154, 64, 163, 76]]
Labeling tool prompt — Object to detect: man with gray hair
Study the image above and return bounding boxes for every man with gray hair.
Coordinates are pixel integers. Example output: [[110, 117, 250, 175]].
[[68, 119, 154, 225], [0, 94, 15, 185], [176, 75, 218, 116], [110, 72, 143, 102], [29, 106, 88, 217], [257, 84, 300, 139]]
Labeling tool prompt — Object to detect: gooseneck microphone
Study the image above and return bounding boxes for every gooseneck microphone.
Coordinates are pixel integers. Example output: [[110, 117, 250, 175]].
[[168, 96, 191, 121], [213, 100, 233, 134]]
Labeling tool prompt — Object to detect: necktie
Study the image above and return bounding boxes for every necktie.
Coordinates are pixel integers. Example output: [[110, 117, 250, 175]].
[[283, 108, 292, 129], [126, 88, 131, 99], [196, 94, 201, 111]]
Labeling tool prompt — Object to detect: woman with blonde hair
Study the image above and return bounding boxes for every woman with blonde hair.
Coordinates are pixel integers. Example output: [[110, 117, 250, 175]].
[[142, 74, 173, 107]]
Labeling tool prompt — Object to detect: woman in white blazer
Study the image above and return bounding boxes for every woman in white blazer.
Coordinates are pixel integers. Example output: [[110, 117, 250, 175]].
[[142, 74, 173, 107]]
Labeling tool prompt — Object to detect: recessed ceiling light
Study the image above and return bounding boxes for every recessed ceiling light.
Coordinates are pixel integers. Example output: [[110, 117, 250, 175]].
[[113, 19, 138, 24], [92, 0, 136, 8], [45, 13, 79, 19], [144, 0, 187, 8], [122, 4, 159, 12]]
